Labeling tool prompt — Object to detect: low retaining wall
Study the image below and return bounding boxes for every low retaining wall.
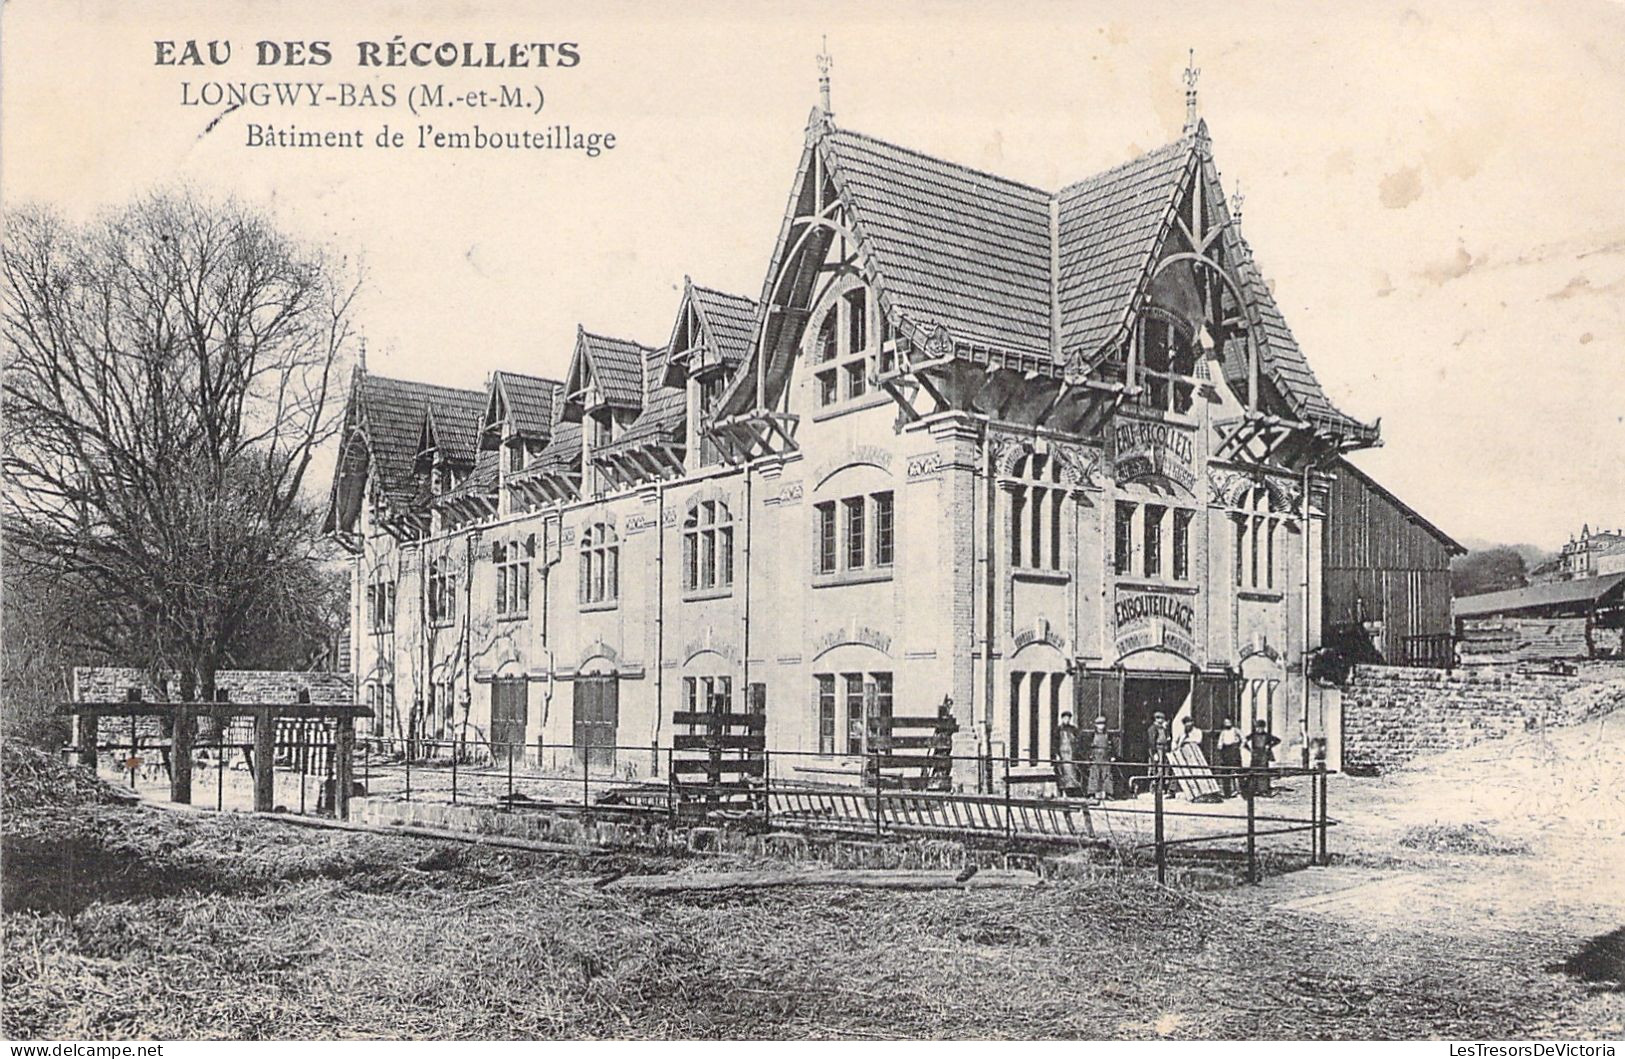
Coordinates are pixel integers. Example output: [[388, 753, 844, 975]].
[[1343, 662, 1625, 773]]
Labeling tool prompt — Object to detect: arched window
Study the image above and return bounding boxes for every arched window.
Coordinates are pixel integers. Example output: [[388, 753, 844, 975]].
[[1233, 488, 1279, 590], [1007, 452, 1066, 572], [579, 523, 619, 605], [682, 499, 734, 593], [1136, 312, 1198, 415]]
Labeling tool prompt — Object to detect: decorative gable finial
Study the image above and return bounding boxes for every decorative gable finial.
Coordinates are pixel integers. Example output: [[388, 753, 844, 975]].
[[1183, 49, 1200, 132], [358, 330, 368, 373], [1230, 180, 1245, 224], [817, 36, 834, 118]]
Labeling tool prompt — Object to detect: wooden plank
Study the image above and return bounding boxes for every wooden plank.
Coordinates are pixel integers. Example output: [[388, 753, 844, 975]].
[[884, 715, 958, 729], [671, 734, 766, 751], [873, 754, 947, 769], [604, 868, 1041, 894], [670, 711, 767, 730], [672, 759, 766, 776], [60, 702, 374, 719]]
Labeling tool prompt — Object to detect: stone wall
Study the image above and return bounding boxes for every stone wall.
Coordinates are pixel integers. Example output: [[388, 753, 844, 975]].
[[1342, 662, 1625, 773], [73, 667, 353, 705]]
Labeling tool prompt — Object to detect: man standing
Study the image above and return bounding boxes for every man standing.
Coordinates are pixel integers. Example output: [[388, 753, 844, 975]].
[[1145, 711, 1172, 797], [1085, 716, 1115, 803], [1052, 710, 1083, 797], [1246, 719, 1281, 798], [1216, 717, 1245, 797]]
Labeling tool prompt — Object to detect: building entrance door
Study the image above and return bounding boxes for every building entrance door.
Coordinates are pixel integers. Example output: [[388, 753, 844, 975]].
[[490, 677, 528, 766], [1119, 674, 1190, 786], [572, 675, 619, 768]]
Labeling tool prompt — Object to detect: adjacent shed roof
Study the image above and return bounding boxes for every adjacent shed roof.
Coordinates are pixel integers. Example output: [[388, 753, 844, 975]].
[[1453, 572, 1625, 619]]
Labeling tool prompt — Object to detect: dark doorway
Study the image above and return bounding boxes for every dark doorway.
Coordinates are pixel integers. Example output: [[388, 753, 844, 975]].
[[572, 674, 619, 768], [1119, 674, 1190, 783], [490, 677, 528, 766]]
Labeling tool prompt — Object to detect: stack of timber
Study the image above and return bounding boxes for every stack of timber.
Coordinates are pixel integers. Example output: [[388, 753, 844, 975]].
[[1459, 617, 1592, 663], [670, 704, 766, 817], [865, 710, 959, 791]]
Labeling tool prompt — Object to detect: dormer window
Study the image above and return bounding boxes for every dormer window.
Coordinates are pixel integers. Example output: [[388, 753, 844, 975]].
[[507, 442, 526, 473]]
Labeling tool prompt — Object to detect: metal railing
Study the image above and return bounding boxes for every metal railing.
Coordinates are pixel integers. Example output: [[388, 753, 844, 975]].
[[75, 730, 1335, 884]]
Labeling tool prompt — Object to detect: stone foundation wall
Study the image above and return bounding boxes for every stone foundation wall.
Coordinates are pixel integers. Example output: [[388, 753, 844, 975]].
[[73, 666, 352, 705], [1343, 662, 1625, 773]]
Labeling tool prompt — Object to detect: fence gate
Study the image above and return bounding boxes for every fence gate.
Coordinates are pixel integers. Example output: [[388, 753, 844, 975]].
[[491, 677, 528, 766], [573, 675, 618, 768]]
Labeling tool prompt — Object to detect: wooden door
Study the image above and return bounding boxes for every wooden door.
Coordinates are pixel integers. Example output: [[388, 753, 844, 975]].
[[1191, 672, 1239, 765], [572, 675, 619, 768], [491, 677, 528, 766]]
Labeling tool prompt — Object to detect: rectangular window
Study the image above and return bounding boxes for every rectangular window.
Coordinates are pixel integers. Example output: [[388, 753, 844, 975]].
[[1234, 515, 1248, 588], [508, 444, 525, 472], [817, 675, 836, 755], [872, 672, 893, 742], [873, 491, 894, 567], [1144, 505, 1165, 578], [1012, 488, 1027, 567], [1250, 515, 1262, 588], [1028, 672, 1043, 765], [816, 502, 837, 574], [1050, 489, 1063, 571], [683, 677, 698, 736], [846, 288, 867, 353], [844, 497, 865, 569], [844, 360, 867, 400], [877, 313, 895, 375], [495, 540, 530, 617], [1009, 672, 1023, 765], [1115, 502, 1135, 576], [817, 369, 837, 407], [1030, 488, 1045, 569], [719, 526, 734, 586], [683, 533, 697, 591], [1173, 509, 1193, 581], [1266, 520, 1277, 590], [844, 673, 865, 755]]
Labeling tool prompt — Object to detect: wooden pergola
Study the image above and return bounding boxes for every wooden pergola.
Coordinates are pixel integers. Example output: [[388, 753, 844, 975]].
[[58, 701, 373, 818]]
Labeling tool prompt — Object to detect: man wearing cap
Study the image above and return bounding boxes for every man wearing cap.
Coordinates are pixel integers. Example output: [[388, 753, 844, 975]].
[[1145, 711, 1172, 797], [1084, 716, 1115, 803], [1052, 710, 1083, 797]]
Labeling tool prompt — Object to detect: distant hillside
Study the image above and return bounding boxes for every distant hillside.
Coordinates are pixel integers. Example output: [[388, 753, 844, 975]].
[[1451, 541, 1560, 598], [1457, 539, 1558, 571]]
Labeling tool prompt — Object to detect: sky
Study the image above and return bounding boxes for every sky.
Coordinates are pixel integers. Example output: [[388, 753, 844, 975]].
[[3, 0, 1622, 551]]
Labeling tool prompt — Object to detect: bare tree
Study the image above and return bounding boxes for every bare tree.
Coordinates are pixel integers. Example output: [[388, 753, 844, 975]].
[[2, 189, 359, 795]]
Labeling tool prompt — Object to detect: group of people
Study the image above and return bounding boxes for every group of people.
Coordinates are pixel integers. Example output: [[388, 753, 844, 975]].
[[1051, 711, 1281, 803]]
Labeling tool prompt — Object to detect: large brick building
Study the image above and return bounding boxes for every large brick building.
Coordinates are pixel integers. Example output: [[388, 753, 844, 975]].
[[326, 81, 1438, 786]]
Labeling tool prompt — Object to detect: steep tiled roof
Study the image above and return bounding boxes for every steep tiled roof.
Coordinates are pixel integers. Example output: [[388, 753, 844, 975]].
[[825, 128, 1053, 357], [422, 388, 487, 465], [1222, 227, 1376, 438], [491, 371, 559, 440], [602, 346, 685, 456], [690, 285, 758, 369], [353, 373, 486, 505], [581, 331, 654, 409], [432, 448, 498, 507], [818, 120, 1371, 437], [531, 418, 582, 475], [1055, 137, 1192, 360]]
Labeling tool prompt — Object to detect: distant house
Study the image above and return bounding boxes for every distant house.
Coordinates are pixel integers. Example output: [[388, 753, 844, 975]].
[[1322, 458, 1465, 667], [1455, 572, 1625, 662]]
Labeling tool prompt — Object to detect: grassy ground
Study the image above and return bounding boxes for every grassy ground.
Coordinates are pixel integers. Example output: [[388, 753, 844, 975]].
[[4, 733, 1623, 1040]]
